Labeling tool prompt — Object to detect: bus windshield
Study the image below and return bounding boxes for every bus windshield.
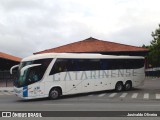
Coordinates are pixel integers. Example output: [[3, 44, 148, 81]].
[[14, 58, 52, 88]]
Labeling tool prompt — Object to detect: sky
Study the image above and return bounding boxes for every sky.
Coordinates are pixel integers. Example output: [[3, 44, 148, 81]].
[[0, 0, 160, 58]]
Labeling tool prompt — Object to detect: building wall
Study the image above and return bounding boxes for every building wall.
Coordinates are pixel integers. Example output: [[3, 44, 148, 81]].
[[0, 58, 19, 71]]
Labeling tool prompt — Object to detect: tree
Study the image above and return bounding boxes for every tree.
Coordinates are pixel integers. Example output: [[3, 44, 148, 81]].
[[149, 24, 160, 67]]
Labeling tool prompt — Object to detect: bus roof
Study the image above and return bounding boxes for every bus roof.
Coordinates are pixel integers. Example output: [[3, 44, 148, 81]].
[[22, 53, 144, 62]]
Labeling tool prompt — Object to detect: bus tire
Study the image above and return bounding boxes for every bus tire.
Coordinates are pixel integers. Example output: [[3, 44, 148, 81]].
[[115, 82, 123, 92], [124, 81, 132, 91], [49, 88, 61, 100]]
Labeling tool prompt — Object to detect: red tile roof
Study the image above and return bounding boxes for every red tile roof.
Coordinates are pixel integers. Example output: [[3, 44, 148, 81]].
[[34, 37, 149, 54], [0, 52, 22, 62]]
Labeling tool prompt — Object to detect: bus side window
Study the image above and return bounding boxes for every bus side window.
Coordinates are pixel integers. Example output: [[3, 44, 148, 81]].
[[89, 59, 100, 70], [50, 59, 69, 75], [100, 59, 107, 70], [66, 59, 78, 71], [50, 59, 61, 75]]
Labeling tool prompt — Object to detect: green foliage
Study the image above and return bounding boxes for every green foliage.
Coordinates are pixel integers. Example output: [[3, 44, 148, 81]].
[[147, 24, 160, 67]]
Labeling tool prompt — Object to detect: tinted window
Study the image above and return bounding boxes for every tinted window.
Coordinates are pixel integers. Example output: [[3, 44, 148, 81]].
[[15, 58, 52, 88], [49, 58, 144, 75], [50, 59, 101, 75], [101, 59, 144, 70], [77, 59, 100, 71]]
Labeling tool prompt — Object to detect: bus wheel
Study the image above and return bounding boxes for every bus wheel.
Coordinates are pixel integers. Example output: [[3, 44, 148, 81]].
[[124, 81, 132, 91], [49, 88, 60, 100], [115, 82, 123, 92]]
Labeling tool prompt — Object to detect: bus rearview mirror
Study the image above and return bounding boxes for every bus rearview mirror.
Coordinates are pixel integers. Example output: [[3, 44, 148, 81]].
[[20, 64, 42, 76], [10, 64, 19, 74]]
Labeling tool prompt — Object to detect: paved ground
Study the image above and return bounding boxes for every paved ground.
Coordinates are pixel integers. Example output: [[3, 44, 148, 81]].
[[0, 77, 160, 100], [0, 78, 160, 120], [1, 89, 160, 100]]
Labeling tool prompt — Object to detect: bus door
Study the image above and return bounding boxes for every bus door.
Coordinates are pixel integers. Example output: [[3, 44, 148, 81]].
[[23, 64, 45, 98]]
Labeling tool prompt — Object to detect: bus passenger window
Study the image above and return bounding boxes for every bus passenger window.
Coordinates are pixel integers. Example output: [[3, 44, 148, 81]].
[[50, 59, 67, 75]]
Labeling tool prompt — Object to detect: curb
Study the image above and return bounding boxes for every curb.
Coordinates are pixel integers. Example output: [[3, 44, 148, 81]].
[[0, 90, 14, 92], [0, 87, 13, 92]]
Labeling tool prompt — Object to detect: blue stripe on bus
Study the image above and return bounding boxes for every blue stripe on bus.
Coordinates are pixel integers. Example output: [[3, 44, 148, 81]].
[[23, 86, 28, 97]]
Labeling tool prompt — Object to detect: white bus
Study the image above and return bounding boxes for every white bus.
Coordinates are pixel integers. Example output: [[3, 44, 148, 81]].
[[10, 53, 145, 99]]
